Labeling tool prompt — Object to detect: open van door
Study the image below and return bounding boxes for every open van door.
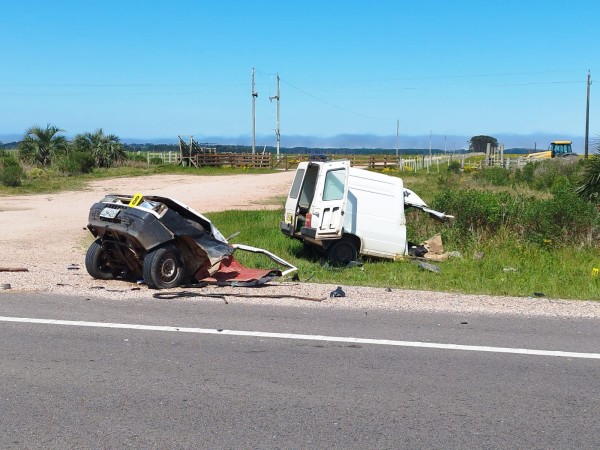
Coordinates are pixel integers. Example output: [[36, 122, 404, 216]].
[[310, 160, 350, 239], [282, 162, 309, 233]]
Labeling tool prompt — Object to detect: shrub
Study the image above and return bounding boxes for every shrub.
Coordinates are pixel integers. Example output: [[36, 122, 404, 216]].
[[149, 157, 163, 165], [473, 166, 512, 186], [447, 160, 461, 174], [530, 158, 581, 190], [576, 147, 600, 202], [522, 176, 599, 245], [27, 167, 49, 179], [430, 182, 599, 247], [53, 151, 95, 175], [0, 156, 25, 186], [128, 154, 147, 163]]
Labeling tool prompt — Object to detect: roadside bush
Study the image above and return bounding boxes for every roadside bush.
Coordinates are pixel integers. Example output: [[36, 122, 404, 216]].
[[529, 158, 581, 190], [473, 166, 512, 186], [128, 154, 147, 163], [575, 147, 600, 202], [149, 157, 163, 165], [447, 160, 461, 174], [431, 179, 599, 247], [0, 156, 25, 187], [432, 189, 521, 235], [522, 176, 599, 245], [27, 167, 49, 179], [53, 151, 95, 175]]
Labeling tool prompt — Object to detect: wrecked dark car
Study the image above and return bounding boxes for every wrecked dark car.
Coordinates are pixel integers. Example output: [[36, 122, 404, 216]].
[[86, 194, 296, 289]]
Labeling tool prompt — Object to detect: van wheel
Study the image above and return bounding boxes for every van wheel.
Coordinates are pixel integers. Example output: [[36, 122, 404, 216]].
[[143, 244, 185, 289], [327, 239, 358, 266]]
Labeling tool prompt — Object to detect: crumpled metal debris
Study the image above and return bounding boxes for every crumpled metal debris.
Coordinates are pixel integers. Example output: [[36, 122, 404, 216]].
[[330, 286, 346, 297], [412, 260, 441, 273]]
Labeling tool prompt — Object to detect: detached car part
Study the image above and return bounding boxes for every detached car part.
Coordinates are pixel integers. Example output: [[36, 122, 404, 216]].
[[86, 194, 296, 289]]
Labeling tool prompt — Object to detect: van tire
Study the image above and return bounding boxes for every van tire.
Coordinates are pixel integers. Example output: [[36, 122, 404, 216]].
[[327, 239, 358, 266]]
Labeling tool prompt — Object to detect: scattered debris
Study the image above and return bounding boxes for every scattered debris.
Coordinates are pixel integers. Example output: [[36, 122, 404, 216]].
[[473, 251, 485, 260], [330, 286, 346, 298], [533, 292, 545, 297], [412, 260, 442, 273], [1, 283, 11, 290], [346, 260, 363, 268], [67, 264, 80, 270], [503, 267, 518, 273], [385, 287, 392, 292], [152, 290, 325, 302], [0, 267, 28, 272]]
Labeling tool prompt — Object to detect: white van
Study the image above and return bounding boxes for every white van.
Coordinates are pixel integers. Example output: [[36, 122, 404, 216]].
[[279, 160, 453, 264]]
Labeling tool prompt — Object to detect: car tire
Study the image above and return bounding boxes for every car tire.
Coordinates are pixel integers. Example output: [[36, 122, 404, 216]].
[[85, 239, 117, 280], [143, 243, 186, 289], [327, 239, 358, 266]]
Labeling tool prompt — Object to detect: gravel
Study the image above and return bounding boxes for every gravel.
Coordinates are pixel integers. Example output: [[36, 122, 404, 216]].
[[2, 262, 600, 319]]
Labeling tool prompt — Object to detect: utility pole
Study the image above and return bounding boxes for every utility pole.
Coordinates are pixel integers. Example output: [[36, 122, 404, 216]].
[[395, 119, 399, 159], [584, 70, 592, 159], [428, 130, 432, 174], [269, 73, 281, 157], [251, 67, 258, 154]]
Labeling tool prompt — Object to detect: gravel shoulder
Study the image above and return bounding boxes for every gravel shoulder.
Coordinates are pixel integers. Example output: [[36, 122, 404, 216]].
[[1, 172, 599, 318]]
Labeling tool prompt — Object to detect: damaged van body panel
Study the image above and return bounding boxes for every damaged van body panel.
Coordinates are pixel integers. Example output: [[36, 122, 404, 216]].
[[87, 194, 296, 289], [280, 161, 452, 264]]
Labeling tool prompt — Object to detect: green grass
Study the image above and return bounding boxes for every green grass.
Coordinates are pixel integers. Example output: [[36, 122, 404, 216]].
[[206, 208, 600, 301]]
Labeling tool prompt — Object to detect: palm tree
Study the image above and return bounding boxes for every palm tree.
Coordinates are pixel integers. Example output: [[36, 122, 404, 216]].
[[18, 124, 68, 167], [72, 129, 125, 168], [576, 143, 600, 202]]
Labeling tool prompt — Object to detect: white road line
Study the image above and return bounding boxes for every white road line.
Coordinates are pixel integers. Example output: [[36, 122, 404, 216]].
[[1, 315, 599, 360]]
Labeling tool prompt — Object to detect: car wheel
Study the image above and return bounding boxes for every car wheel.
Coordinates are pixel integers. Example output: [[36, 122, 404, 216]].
[[85, 239, 117, 280], [143, 243, 185, 289], [327, 239, 358, 266]]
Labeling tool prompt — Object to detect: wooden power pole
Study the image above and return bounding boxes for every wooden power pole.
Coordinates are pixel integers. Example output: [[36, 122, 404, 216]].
[[269, 74, 281, 157], [251, 68, 258, 154], [584, 70, 592, 159]]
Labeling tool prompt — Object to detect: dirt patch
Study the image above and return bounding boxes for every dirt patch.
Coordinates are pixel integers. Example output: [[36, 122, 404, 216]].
[[0, 171, 294, 275]]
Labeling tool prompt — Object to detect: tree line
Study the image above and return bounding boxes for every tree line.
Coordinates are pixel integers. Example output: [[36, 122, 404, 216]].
[[17, 124, 126, 171]]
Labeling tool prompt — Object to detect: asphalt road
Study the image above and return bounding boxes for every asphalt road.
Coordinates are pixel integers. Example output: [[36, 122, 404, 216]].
[[1, 293, 599, 449]]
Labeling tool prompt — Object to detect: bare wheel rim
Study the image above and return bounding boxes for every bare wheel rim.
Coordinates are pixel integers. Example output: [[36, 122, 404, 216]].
[[158, 254, 178, 282]]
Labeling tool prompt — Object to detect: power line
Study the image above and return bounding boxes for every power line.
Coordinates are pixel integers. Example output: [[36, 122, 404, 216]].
[[280, 78, 393, 121]]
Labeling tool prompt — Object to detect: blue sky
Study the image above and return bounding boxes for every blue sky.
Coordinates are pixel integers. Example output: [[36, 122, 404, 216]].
[[0, 0, 597, 149]]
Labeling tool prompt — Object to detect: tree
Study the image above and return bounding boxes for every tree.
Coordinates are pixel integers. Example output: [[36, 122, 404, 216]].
[[469, 135, 498, 153], [18, 124, 68, 167], [72, 129, 126, 168], [575, 143, 600, 202]]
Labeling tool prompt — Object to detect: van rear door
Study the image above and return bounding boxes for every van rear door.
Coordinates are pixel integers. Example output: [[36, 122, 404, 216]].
[[311, 160, 350, 239], [282, 162, 309, 236]]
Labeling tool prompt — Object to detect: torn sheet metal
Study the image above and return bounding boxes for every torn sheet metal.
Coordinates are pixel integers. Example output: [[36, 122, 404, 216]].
[[404, 188, 454, 221]]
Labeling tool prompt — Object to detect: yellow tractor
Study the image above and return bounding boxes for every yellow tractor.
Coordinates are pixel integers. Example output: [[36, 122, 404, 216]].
[[525, 141, 576, 159]]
